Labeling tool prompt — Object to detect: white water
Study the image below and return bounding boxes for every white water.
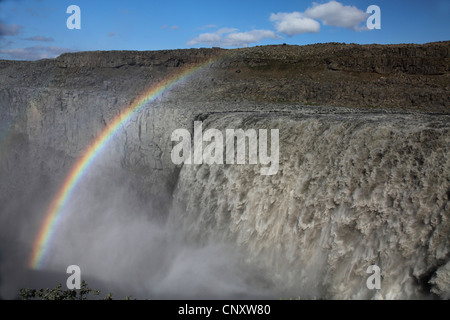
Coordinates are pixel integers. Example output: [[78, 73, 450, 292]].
[[0, 109, 448, 300], [169, 111, 450, 299]]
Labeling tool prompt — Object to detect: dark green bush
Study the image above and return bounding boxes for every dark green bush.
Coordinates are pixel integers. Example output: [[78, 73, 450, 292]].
[[19, 281, 133, 300]]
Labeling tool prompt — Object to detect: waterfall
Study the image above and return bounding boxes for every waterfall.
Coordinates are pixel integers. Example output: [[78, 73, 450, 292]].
[[169, 111, 450, 299]]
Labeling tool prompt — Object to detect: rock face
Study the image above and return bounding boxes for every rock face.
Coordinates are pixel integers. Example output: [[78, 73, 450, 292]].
[[170, 111, 450, 299], [1, 41, 449, 111], [0, 42, 449, 299]]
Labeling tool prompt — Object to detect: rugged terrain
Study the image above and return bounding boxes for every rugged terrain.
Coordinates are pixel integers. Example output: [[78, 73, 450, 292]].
[[2, 41, 449, 112], [0, 41, 449, 299]]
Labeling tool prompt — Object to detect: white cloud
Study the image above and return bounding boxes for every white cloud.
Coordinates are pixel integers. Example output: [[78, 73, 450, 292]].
[[187, 32, 222, 46], [23, 36, 54, 42], [270, 1, 369, 36], [305, 1, 368, 30], [0, 46, 74, 60], [190, 1, 369, 46], [187, 28, 237, 46], [217, 27, 239, 35], [224, 30, 281, 47], [0, 23, 23, 36], [270, 12, 320, 36], [188, 28, 280, 47], [199, 24, 217, 30]]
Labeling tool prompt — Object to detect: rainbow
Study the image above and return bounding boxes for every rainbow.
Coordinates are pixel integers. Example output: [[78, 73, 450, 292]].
[[29, 56, 218, 269]]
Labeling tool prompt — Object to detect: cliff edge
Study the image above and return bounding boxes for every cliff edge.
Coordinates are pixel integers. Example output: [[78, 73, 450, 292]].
[[1, 41, 449, 113]]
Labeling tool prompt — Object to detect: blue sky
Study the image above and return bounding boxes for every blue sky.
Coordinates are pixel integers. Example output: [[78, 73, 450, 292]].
[[0, 0, 449, 60]]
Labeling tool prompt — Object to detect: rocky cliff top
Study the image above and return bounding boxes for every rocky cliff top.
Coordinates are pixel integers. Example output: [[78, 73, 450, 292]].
[[1, 41, 449, 113], [50, 41, 450, 74]]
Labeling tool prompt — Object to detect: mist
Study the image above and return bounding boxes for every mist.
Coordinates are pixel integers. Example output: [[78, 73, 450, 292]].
[[1, 108, 449, 300], [0, 43, 449, 300], [0, 140, 276, 299]]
